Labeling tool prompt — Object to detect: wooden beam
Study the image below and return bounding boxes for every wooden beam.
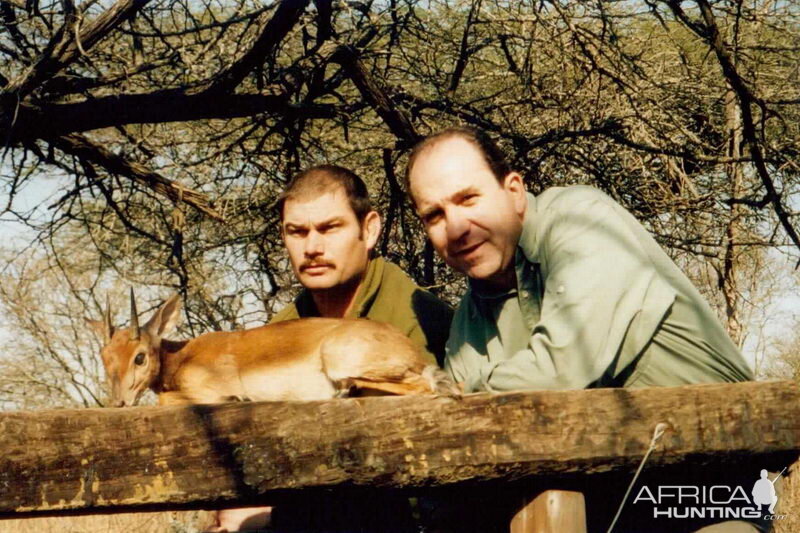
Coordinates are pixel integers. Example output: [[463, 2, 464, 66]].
[[510, 490, 587, 533], [1, 381, 799, 514]]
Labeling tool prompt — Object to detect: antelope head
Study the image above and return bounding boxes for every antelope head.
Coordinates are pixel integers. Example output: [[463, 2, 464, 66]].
[[87, 290, 182, 407]]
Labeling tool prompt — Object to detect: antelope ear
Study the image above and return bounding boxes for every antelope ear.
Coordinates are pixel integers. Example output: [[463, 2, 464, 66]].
[[86, 318, 113, 345], [144, 294, 183, 339]]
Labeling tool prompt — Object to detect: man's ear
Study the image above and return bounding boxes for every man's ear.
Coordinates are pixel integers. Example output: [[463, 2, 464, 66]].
[[503, 172, 527, 217], [362, 211, 382, 252], [144, 294, 182, 339]]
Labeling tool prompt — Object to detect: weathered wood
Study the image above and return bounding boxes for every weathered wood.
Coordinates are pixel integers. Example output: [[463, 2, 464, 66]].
[[510, 490, 587, 533], [774, 459, 796, 533], [1, 381, 799, 514], [0, 509, 215, 532]]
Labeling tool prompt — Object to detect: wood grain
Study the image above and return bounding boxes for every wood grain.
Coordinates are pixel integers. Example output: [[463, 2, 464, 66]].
[[1, 381, 799, 514]]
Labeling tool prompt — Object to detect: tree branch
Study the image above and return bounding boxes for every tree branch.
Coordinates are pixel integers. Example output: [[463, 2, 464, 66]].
[[10, 91, 335, 139], [2, 0, 151, 99], [208, 0, 311, 94], [48, 133, 224, 221], [448, 0, 482, 96], [0, 0, 26, 9], [333, 45, 419, 147], [689, 0, 800, 256]]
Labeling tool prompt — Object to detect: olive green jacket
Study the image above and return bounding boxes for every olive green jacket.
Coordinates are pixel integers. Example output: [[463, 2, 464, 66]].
[[446, 187, 754, 392], [271, 257, 453, 366]]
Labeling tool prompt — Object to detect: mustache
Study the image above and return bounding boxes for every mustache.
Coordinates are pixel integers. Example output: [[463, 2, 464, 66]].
[[300, 261, 334, 271]]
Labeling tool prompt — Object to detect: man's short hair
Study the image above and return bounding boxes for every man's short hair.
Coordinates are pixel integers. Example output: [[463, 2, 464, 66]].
[[404, 126, 512, 196], [277, 164, 373, 222]]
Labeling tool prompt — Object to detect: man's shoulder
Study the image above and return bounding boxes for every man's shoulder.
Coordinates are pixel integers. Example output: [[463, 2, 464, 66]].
[[378, 260, 448, 303], [537, 185, 615, 212], [375, 259, 430, 299], [377, 259, 422, 291], [366, 258, 453, 365], [269, 301, 300, 324], [369, 258, 452, 322], [525, 186, 628, 247]]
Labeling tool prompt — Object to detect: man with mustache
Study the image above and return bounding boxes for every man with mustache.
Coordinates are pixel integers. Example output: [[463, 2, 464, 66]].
[[405, 126, 760, 532], [218, 164, 451, 533], [271, 164, 452, 365]]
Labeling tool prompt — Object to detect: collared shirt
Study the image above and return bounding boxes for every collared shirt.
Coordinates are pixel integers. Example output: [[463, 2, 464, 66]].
[[271, 257, 453, 366], [446, 186, 753, 392]]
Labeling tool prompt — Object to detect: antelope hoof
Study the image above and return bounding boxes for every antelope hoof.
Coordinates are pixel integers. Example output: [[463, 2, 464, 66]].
[[424, 366, 463, 398], [224, 395, 252, 403], [333, 379, 357, 398]]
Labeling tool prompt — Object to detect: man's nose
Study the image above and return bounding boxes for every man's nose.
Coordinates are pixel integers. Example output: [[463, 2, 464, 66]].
[[445, 208, 470, 242], [304, 231, 324, 256]]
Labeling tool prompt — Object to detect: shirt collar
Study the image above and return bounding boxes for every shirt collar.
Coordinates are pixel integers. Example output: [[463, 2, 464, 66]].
[[348, 256, 383, 318], [517, 192, 541, 264]]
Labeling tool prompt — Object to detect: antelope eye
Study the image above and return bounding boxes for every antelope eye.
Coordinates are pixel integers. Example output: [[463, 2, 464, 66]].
[[134, 352, 146, 366]]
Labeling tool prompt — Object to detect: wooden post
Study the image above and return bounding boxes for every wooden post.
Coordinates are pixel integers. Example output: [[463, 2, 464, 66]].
[[510, 490, 586, 533]]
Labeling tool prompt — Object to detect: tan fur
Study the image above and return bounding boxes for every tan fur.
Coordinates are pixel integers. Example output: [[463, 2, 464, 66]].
[[92, 297, 447, 407], [89, 296, 454, 533]]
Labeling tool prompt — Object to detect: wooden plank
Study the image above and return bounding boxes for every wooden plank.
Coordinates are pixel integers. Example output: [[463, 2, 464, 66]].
[[509, 490, 587, 533], [1, 381, 799, 514], [0, 509, 216, 532]]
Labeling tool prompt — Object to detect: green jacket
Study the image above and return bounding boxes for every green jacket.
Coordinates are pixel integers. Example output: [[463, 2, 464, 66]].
[[446, 187, 754, 392], [271, 257, 453, 366]]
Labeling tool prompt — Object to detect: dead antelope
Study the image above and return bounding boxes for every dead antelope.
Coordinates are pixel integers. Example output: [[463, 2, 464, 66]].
[[87, 291, 453, 407]]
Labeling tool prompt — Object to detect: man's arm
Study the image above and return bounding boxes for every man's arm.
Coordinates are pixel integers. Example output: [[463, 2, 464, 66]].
[[461, 194, 676, 393]]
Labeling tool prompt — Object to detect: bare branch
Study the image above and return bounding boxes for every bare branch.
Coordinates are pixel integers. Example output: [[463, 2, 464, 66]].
[[2, 0, 152, 99], [49, 134, 224, 221], [209, 0, 311, 94], [687, 0, 800, 256], [10, 91, 335, 139], [333, 45, 419, 146], [0, 0, 25, 9], [448, 0, 482, 96]]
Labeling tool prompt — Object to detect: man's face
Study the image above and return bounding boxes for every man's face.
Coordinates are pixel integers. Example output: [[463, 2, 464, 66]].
[[281, 187, 379, 292], [409, 137, 526, 288]]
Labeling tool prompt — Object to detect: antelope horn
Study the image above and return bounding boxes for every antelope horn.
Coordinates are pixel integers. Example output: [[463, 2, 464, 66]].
[[130, 288, 141, 340], [103, 293, 113, 344]]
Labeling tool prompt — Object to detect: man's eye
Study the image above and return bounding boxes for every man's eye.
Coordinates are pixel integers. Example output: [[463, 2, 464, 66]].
[[134, 353, 146, 365], [424, 212, 442, 225], [462, 194, 479, 205]]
